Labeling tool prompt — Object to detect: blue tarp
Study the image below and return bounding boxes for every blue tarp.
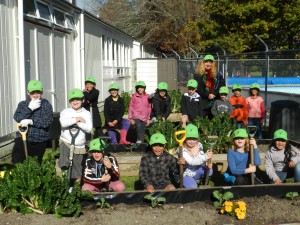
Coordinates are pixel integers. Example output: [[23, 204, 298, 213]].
[[227, 77, 300, 86]]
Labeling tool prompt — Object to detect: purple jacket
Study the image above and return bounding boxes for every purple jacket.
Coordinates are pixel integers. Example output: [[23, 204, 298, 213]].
[[128, 92, 151, 122]]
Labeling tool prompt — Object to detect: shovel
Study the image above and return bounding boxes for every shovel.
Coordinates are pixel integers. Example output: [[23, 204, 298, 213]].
[[204, 135, 218, 186], [99, 136, 112, 192], [247, 125, 257, 185], [174, 130, 186, 188], [17, 123, 28, 159], [90, 103, 94, 139], [68, 125, 80, 186]]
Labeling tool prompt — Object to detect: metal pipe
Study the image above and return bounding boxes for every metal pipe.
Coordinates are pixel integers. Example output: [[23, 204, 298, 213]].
[[189, 47, 198, 58]]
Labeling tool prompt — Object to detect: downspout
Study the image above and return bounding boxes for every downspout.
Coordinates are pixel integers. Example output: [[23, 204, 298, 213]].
[[18, 0, 26, 99]]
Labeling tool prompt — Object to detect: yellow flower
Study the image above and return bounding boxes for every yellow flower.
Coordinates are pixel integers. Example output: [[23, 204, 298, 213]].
[[235, 208, 241, 214], [225, 205, 233, 213], [220, 208, 225, 214], [223, 201, 233, 207], [236, 211, 246, 220], [236, 201, 246, 208]]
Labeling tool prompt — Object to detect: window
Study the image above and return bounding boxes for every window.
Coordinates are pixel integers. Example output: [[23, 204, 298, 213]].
[[53, 9, 65, 27], [23, 0, 36, 16], [36, 1, 51, 21], [65, 15, 75, 29]]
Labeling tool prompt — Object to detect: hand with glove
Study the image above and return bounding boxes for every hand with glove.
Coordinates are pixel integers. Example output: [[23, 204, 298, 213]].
[[28, 99, 41, 111], [20, 119, 33, 127]]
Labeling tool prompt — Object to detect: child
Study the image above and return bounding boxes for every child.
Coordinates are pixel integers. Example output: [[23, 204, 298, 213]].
[[246, 83, 265, 140], [227, 128, 261, 185], [128, 81, 151, 143], [139, 133, 180, 193], [194, 54, 225, 118], [82, 76, 102, 138], [150, 82, 171, 122], [12, 80, 53, 164], [104, 83, 131, 144], [58, 88, 92, 184], [265, 129, 300, 184], [211, 86, 233, 117], [179, 124, 213, 188], [82, 138, 125, 193], [181, 79, 203, 128], [229, 84, 248, 128]]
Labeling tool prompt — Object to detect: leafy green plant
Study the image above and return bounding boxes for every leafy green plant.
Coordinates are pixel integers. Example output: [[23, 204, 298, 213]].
[[169, 89, 182, 113], [286, 192, 299, 201], [212, 190, 234, 208], [96, 197, 111, 208], [121, 91, 131, 114], [144, 194, 166, 208], [0, 155, 83, 217]]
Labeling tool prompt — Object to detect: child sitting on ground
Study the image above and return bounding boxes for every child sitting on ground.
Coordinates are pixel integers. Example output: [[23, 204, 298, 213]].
[[82, 138, 125, 193], [58, 88, 92, 186], [104, 83, 131, 144], [179, 124, 213, 188]]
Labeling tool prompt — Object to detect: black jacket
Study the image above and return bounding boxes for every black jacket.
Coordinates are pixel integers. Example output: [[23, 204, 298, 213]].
[[104, 95, 125, 129], [151, 93, 171, 120], [181, 93, 203, 121], [83, 88, 102, 128]]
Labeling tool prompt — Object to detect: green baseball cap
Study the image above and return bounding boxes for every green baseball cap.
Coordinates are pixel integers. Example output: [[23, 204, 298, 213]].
[[158, 82, 168, 91], [273, 129, 288, 140], [89, 138, 106, 152], [149, 133, 167, 145], [219, 86, 229, 94], [68, 88, 84, 101], [185, 124, 199, 139], [27, 80, 43, 92], [232, 84, 242, 91], [204, 54, 214, 61], [135, 81, 146, 87], [250, 83, 260, 90], [108, 83, 119, 91], [232, 128, 248, 139], [187, 79, 198, 89], [85, 76, 96, 84]]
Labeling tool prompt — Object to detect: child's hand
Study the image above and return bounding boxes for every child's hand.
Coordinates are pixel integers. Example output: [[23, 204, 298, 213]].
[[208, 94, 215, 100], [76, 117, 86, 123], [178, 157, 185, 165], [207, 162, 213, 169], [246, 164, 256, 173], [146, 119, 151, 126], [102, 174, 111, 182], [249, 138, 257, 148], [206, 151, 213, 159], [274, 179, 282, 184], [103, 157, 112, 169], [289, 160, 296, 168], [130, 119, 135, 125], [28, 99, 41, 111], [108, 122, 115, 127], [146, 185, 154, 193]]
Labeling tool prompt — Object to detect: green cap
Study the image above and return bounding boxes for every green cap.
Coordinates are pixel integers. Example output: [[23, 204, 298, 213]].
[[135, 81, 146, 87], [232, 128, 248, 139], [149, 133, 167, 145], [85, 76, 96, 84], [185, 124, 199, 139], [250, 83, 260, 90], [232, 84, 242, 91], [108, 83, 119, 91], [27, 80, 43, 92], [187, 79, 198, 89], [219, 86, 229, 94], [68, 88, 84, 100], [158, 82, 168, 91], [204, 54, 214, 61], [273, 129, 288, 140], [89, 139, 106, 152]]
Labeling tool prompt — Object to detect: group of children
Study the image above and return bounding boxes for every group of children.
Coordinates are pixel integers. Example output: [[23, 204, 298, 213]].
[[11, 69, 300, 193]]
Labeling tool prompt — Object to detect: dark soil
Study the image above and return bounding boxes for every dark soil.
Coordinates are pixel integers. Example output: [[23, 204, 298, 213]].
[[0, 195, 299, 225]]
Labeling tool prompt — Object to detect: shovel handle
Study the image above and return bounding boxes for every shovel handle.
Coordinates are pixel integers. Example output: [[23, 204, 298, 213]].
[[174, 130, 186, 147], [17, 123, 28, 141], [250, 144, 255, 185]]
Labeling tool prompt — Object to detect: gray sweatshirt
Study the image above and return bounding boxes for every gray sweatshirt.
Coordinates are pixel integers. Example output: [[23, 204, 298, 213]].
[[211, 99, 233, 116], [264, 145, 300, 181]]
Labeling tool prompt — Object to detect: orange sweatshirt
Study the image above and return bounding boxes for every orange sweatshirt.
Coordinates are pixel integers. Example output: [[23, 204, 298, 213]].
[[229, 96, 248, 123]]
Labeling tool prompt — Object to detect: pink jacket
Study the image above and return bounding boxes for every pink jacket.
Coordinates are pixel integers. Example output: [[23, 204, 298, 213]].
[[128, 92, 151, 122], [246, 96, 265, 119]]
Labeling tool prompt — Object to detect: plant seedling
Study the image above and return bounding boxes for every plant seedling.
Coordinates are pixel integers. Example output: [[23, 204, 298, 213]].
[[144, 194, 166, 208], [286, 192, 299, 201], [213, 190, 234, 208], [96, 197, 111, 209]]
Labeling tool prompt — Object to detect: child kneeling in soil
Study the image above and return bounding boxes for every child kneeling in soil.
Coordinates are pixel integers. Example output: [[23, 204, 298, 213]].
[[82, 138, 125, 193], [139, 133, 183, 193], [58, 88, 92, 185], [226, 128, 261, 185], [178, 124, 213, 188], [265, 129, 300, 184]]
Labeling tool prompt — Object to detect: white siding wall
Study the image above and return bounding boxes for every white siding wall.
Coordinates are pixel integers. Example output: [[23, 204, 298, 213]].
[[0, 0, 22, 138], [136, 59, 158, 94]]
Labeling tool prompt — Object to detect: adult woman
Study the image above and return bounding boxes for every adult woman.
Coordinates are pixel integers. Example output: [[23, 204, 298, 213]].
[[265, 129, 300, 184], [194, 54, 225, 118]]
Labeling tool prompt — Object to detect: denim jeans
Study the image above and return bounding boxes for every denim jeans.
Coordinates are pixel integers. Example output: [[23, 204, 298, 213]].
[[248, 118, 263, 139], [271, 162, 300, 183]]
